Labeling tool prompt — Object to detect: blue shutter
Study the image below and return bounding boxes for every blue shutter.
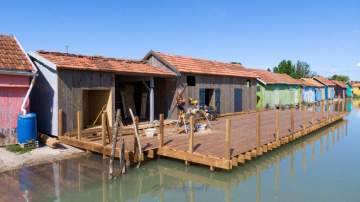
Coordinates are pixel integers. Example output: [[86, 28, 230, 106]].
[[215, 88, 221, 113], [234, 88, 243, 112], [199, 88, 205, 106]]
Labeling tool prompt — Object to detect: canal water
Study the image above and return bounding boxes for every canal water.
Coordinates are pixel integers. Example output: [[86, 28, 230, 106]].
[[1, 100, 359, 202]]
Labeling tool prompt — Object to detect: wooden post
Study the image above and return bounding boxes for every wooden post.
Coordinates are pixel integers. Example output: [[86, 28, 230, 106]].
[[312, 103, 316, 124], [256, 112, 261, 154], [275, 109, 280, 146], [290, 108, 295, 137], [225, 119, 231, 160], [321, 100, 324, 118], [77, 111, 82, 140], [58, 109, 63, 136], [302, 105, 306, 129], [159, 114, 164, 148], [102, 112, 106, 146], [188, 116, 194, 153], [342, 99, 345, 112]]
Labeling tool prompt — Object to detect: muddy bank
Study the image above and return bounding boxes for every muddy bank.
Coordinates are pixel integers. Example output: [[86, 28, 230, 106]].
[[0, 143, 85, 172]]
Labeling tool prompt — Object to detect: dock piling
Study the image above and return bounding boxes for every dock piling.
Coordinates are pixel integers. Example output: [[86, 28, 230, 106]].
[[225, 119, 231, 160], [159, 114, 164, 147], [188, 116, 194, 153], [77, 111, 82, 140], [256, 112, 262, 155], [58, 109, 63, 136], [275, 109, 280, 146]]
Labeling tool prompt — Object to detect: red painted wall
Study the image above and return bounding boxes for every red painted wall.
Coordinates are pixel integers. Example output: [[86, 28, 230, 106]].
[[0, 74, 30, 145]]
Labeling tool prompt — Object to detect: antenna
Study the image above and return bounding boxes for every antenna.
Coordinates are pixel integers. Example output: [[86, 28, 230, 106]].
[[65, 45, 69, 54]]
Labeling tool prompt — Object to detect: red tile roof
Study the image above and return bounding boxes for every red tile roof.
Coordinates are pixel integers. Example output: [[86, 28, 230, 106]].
[[330, 80, 346, 88], [313, 76, 336, 86], [301, 78, 324, 88], [248, 69, 302, 85], [351, 82, 360, 87], [37, 51, 175, 77], [151, 51, 258, 78], [0, 35, 33, 71]]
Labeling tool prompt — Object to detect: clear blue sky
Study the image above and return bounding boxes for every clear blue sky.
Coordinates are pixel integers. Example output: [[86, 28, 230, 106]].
[[1, 0, 359, 80]]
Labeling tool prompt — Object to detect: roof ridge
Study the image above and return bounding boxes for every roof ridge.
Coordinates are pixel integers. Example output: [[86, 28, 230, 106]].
[[37, 50, 145, 64], [155, 51, 244, 67]]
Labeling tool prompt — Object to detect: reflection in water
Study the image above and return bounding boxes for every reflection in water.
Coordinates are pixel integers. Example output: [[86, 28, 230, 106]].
[[0, 118, 350, 202]]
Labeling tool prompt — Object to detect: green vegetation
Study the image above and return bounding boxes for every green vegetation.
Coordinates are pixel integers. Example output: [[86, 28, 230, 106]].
[[330, 74, 350, 82], [6, 144, 35, 154], [273, 60, 317, 79]]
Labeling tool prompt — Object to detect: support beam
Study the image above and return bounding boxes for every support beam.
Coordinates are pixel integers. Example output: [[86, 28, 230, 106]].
[[102, 112, 107, 146], [149, 77, 155, 122]]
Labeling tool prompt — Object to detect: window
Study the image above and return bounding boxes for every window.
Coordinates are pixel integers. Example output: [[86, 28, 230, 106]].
[[187, 76, 196, 86], [257, 86, 261, 92], [246, 80, 251, 87]]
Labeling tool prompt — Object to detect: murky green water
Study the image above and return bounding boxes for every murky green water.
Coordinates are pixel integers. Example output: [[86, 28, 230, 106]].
[[1, 101, 359, 202]]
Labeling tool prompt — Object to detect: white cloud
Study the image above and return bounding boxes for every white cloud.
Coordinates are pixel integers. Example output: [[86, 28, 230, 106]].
[[357, 62, 360, 67]]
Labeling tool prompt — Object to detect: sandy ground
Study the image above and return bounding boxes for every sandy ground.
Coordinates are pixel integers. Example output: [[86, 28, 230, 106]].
[[0, 143, 85, 172]]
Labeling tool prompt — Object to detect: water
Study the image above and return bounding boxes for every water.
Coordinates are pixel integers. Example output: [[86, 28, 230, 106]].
[[1, 101, 360, 202]]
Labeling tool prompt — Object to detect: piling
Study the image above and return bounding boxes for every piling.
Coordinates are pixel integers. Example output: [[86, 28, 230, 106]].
[[225, 119, 231, 160], [159, 114, 164, 148]]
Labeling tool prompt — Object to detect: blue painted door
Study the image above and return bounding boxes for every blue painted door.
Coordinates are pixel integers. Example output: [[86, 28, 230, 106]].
[[215, 89, 221, 113], [325, 87, 328, 100], [234, 88, 243, 112], [199, 88, 205, 106]]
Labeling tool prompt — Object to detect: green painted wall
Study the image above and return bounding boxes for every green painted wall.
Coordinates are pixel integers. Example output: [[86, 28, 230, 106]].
[[256, 83, 301, 109]]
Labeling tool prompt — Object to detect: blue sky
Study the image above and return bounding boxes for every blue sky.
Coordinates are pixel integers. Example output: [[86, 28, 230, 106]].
[[1, 0, 359, 80]]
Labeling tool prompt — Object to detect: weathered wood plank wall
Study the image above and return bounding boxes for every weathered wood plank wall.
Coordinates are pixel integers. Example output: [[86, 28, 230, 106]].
[[58, 69, 115, 133]]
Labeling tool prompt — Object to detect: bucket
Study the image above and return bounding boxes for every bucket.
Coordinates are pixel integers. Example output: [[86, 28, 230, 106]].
[[17, 113, 37, 144], [144, 128, 156, 138]]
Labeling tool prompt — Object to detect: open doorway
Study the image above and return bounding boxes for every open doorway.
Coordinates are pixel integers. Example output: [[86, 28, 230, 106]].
[[82, 89, 112, 128], [205, 89, 215, 107], [115, 76, 150, 125]]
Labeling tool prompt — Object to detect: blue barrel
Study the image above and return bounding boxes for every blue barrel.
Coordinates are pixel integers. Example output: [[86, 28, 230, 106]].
[[17, 113, 37, 144]]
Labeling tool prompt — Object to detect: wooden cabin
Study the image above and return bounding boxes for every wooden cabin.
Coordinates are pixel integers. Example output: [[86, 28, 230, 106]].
[[144, 51, 258, 119], [247, 69, 302, 109], [0, 35, 36, 145], [301, 78, 324, 103], [29, 51, 175, 136], [351, 82, 360, 98], [313, 76, 335, 100], [346, 83, 353, 98], [331, 80, 347, 99]]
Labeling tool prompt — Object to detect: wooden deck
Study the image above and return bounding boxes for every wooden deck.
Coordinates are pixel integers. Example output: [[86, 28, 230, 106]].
[[59, 101, 348, 171]]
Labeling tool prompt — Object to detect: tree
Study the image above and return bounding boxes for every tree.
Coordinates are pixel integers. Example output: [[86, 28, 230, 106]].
[[273, 60, 316, 79], [330, 74, 349, 82], [273, 60, 295, 77], [231, 62, 242, 65]]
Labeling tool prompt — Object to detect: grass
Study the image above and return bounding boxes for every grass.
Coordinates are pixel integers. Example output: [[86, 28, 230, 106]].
[[5, 144, 36, 154]]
